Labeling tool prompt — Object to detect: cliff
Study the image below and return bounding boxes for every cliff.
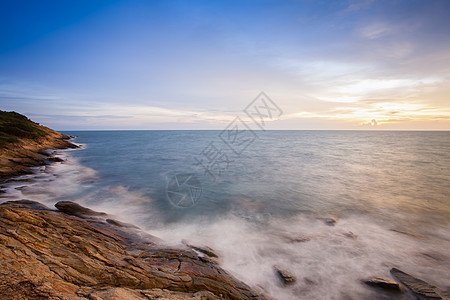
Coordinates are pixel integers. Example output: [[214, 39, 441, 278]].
[[0, 110, 77, 181]]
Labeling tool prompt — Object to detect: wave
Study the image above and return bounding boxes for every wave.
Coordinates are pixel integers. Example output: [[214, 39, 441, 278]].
[[1, 148, 449, 299]]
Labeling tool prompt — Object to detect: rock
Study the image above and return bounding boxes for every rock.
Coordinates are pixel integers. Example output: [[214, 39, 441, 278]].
[[37, 149, 51, 156], [304, 277, 316, 285], [88, 287, 221, 300], [362, 276, 402, 291], [279, 233, 311, 243], [343, 231, 358, 239], [106, 218, 140, 229], [5, 178, 33, 183], [183, 240, 219, 258], [0, 113, 77, 181], [390, 229, 426, 239], [0, 200, 265, 299], [0, 199, 50, 210], [390, 268, 445, 299], [88, 287, 148, 299], [274, 267, 296, 286], [140, 288, 220, 299], [65, 142, 80, 149], [289, 236, 311, 243], [46, 156, 64, 162], [55, 201, 108, 218], [420, 252, 446, 262], [322, 217, 338, 226]]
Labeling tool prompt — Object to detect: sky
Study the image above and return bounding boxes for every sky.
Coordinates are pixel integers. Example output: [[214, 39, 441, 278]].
[[0, 0, 449, 130]]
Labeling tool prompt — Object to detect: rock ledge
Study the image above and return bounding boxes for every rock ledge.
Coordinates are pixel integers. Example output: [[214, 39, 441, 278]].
[[0, 200, 266, 299]]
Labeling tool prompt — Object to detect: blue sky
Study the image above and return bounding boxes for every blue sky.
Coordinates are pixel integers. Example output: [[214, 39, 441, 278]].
[[1, 0, 449, 130]]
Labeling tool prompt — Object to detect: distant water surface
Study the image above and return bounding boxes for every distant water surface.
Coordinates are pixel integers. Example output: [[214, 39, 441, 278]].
[[2, 130, 449, 299]]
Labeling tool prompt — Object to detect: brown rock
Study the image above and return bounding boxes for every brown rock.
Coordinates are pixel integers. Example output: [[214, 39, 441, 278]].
[[140, 288, 220, 299], [304, 277, 316, 285], [46, 156, 64, 162], [0, 200, 265, 299], [55, 201, 108, 218], [0, 199, 50, 210], [322, 217, 338, 226], [279, 233, 311, 243], [362, 276, 402, 291], [0, 112, 78, 181], [274, 267, 296, 286], [390, 229, 426, 239], [106, 218, 140, 229], [183, 240, 219, 258], [390, 268, 445, 299], [343, 231, 358, 239]]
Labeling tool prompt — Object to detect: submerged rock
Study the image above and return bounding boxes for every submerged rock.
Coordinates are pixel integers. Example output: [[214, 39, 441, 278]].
[[55, 201, 108, 218], [0, 200, 266, 299], [279, 233, 311, 243], [390, 229, 426, 239], [390, 268, 446, 299], [46, 156, 64, 162], [322, 217, 338, 226], [106, 218, 140, 229], [274, 267, 296, 286], [182, 240, 219, 258], [304, 277, 317, 285], [362, 276, 402, 291], [343, 231, 358, 239]]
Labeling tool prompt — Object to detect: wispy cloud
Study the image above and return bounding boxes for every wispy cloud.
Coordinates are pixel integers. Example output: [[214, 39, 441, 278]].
[[1, 0, 449, 130]]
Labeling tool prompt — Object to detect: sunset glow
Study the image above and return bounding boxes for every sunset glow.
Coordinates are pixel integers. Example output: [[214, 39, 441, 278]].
[[0, 0, 449, 130]]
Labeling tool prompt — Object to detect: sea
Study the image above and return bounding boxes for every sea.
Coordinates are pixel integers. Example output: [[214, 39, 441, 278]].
[[1, 130, 449, 299]]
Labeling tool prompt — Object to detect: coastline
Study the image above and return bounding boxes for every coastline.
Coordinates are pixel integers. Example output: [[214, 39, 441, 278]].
[[0, 119, 267, 299], [1, 118, 449, 300], [0, 199, 266, 299], [0, 122, 78, 182]]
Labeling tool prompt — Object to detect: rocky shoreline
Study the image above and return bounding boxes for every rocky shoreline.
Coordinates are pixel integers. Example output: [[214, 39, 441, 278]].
[[0, 115, 267, 299], [0, 199, 268, 299], [1, 114, 448, 300], [0, 112, 78, 181]]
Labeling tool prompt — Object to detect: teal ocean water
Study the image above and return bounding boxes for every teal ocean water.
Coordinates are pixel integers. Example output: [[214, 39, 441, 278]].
[[2, 131, 449, 299]]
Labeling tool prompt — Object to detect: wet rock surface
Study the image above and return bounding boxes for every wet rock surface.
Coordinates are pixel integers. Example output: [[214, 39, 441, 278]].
[[343, 231, 358, 239], [321, 217, 338, 226], [390, 268, 448, 300], [55, 200, 109, 218], [362, 276, 402, 291], [0, 123, 78, 181], [0, 200, 266, 299], [183, 240, 219, 259], [46, 156, 65, 162], [274, 267, 296, 286]]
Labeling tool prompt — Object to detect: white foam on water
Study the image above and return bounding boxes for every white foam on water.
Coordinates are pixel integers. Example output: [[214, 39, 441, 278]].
[[149, 213, 450, 300], [0, 150, 157, 223]]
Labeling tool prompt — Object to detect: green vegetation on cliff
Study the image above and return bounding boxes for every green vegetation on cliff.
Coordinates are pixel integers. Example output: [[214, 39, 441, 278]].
[[0, 110, 46, 147]]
